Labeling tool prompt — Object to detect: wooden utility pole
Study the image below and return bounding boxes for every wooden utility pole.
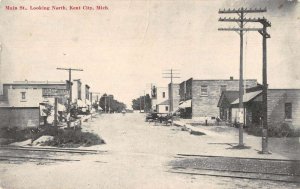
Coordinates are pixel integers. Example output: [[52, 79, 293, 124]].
[[143, 90, 146, 113], [91, 92, 101, 108], [105, 96, 107, 113], [163, 69, 180, 125], [218, 7, 267, 147], [258, 18, 271, 154], [139, 95, 142, 113], [57, 67, 83, 127]]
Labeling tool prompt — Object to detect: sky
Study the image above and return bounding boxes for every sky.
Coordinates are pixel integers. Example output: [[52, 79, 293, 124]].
[[0, 0, 299, 107]]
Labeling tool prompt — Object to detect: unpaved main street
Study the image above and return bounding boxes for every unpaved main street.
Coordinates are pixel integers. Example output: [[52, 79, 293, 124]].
[[0, 113, 299, 189]]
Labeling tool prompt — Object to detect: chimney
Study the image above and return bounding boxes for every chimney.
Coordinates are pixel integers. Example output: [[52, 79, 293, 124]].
[[230, 76, 234, 80]]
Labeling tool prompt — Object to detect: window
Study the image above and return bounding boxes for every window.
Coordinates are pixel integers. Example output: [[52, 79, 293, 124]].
[[165, 106, 169, 111], [285, 103, 292, 119], [201, 85, 208, 96], [21, 92, 26, 100], [162, 92, 165, 98], [220, 85, 227, 92]]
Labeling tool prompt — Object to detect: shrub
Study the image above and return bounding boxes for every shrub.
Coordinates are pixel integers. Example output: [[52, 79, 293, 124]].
[[0, 126, 105, 147], [42, 128, 105, 147]]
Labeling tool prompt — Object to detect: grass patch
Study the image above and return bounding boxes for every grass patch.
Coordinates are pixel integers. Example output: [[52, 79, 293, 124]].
[[0, 126, 105, 147], [245, 123, 300, 138]]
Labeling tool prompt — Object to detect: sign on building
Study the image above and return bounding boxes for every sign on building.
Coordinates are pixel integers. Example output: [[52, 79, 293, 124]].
[[42, 89, 69, 97]]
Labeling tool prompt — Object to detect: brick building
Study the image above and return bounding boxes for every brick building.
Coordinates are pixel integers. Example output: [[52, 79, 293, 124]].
[[179, 77, 257, 120]]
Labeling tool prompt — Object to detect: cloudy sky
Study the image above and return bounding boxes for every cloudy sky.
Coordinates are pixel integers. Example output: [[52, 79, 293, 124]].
[[0, 0, 299, 106]]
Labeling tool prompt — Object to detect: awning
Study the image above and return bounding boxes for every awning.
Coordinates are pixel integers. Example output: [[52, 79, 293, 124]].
[[231, 90, 262, 105], [77, 99, 87, 108], [179, 99, 191, 109]]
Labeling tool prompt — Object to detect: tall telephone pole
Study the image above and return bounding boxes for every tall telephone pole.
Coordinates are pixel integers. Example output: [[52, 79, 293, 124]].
[[57, 67, 83, 127], [163, 69, 180, 125], [259, 18, 271, 154], [218, 7, 267, 147]]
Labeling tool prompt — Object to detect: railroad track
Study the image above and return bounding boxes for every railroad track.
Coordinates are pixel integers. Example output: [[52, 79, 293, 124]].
[[0, 145, 107, 154], [0, 155, 80, 163], [176, 153, 300, 163], [170, 154, 300, 183], [0, 145, 107, 164]]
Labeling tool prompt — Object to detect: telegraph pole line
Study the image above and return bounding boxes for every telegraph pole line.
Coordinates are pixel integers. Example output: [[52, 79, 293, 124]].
[[163, 69, 180, 125], [57, 67, 83, 127], [218, 7, 267, 148]]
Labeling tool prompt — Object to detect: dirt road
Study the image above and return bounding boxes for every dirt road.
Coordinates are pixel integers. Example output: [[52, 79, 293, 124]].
[[0, 113, 299, 189]]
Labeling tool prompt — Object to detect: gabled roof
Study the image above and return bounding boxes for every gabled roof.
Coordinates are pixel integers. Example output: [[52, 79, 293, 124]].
[[231, 90, 262, 105], [217, 91, 239, 107], [158, 99, 169, 105]]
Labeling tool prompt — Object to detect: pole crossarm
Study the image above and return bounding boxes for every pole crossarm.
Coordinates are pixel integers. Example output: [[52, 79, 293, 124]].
[[218, 28, 262, 32], [219, 17, 271, 27], [258, 30, 271, 38], [57, 68, 84, 71], [218, 8, 266, 14]]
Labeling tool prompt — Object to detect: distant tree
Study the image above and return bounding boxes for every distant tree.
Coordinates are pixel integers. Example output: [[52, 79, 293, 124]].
[[131, 94, 151, 112], [100, 94, 126, 113]]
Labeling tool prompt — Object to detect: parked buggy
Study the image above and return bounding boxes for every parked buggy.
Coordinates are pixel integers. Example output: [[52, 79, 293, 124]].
[[157, 113, 173, 126], [145, 112, 159, 122]]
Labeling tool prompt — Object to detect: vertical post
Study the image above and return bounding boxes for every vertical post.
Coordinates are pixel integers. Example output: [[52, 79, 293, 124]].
[[143, 91, 146, 113], [170, 69, 174, 125], [90, 92, 93, 104], [90, 92, 93, 120], [68, 69, 72, 128], [104, 97, 107, 113], [139, 96, 142, 113], [170, 69, 173, 112], [108, 96, 111, 113], [262, 24, 269, 153], [238, 9, 244, 147], [54, 97, 58, 127]]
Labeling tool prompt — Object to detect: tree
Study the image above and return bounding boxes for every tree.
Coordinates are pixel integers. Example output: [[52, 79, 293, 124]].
[[99, 94, 126, 113], [131, 94, 151, 112]]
